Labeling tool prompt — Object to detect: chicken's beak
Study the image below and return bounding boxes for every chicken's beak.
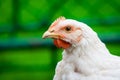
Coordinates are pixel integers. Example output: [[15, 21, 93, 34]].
[[42, 31, 60, 39]]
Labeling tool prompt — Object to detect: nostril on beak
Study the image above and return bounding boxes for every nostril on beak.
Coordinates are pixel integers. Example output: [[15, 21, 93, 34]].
[[50, 30, 54, 33]]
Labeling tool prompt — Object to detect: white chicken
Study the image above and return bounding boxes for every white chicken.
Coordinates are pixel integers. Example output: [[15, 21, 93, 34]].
[[42, 16, 120, 80]]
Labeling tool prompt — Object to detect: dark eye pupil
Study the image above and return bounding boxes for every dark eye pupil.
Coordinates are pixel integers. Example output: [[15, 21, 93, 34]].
[[65, 27, 71, 31]]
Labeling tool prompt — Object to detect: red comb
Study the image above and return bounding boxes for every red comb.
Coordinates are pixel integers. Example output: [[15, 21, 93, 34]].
[[50, 16, 66, 28]]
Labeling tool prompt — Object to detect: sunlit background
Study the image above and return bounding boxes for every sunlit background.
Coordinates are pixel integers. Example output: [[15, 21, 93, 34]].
[[0, 0, 120, 80]]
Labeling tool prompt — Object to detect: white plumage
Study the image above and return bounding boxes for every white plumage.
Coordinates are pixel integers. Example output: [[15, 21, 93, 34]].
[[42, 17, 120, 80]]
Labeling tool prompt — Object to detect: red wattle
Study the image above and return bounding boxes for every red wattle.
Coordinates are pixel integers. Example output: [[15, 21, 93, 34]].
[[54, 39, 71, 49]]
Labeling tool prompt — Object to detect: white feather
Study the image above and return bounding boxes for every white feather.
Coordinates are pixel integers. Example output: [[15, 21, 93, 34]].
[[53, 19, 120, 80]]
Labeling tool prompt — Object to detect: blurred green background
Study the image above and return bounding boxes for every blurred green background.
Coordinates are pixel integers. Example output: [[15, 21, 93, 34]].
[[0, 0, 120, 80]]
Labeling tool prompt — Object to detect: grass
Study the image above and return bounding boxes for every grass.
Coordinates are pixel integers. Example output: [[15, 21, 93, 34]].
[[106, 43, 120, 56], [0, 71, 54, 80], [0, 48, 54, 80]]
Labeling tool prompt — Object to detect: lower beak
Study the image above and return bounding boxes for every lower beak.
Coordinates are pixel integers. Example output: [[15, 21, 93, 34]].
[[42, 31, 60, 39]]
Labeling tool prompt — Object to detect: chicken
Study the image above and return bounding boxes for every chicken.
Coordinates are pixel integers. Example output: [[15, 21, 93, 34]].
[[42, 16, 120, 80]]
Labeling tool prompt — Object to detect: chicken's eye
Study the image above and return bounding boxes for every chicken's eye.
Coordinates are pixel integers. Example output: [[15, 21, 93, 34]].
[[65, 26, 71, 32]]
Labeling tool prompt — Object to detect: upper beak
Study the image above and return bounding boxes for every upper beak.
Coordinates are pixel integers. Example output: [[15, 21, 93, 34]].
[[42, 31, 60, 39]]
